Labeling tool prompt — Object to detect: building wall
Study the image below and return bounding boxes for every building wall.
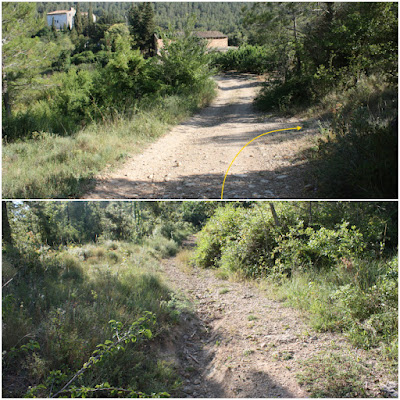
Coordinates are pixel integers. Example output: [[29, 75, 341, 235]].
[[47, 13, 69, 30], [206, 38, 228, 48], [155, 36, 228, 54]]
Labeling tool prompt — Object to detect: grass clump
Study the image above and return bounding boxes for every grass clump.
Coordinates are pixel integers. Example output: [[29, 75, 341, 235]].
[[2, 241, 184, 398], [297, 351, 370, 397]]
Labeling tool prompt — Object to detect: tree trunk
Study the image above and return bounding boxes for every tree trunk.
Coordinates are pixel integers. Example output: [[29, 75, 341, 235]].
[[2, 69, 12, 118], [2, 202, 13, 245], [269, 202, 281, 227]]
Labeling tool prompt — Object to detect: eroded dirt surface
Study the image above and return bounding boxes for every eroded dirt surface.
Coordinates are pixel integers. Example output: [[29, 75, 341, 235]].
[[156, 238, 395, 398], [85, 74, 319, 199]]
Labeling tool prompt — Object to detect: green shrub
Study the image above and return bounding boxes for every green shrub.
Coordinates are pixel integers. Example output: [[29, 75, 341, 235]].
[[192, 204, 247, 269], [71, 50, 96, 65], [145, 235, 179, 258], [211, 45, 272, 74], [274, 222, 366, 274], [219, 210, 279, 278], [255, 74, 314, 111]]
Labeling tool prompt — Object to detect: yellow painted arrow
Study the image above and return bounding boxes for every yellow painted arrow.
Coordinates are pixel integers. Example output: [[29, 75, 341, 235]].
[[221, 126, 302, 199]]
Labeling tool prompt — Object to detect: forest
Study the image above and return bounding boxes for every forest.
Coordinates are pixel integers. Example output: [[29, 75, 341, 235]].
[[2, 2, 398, 199], [2, 201, 398, 397]]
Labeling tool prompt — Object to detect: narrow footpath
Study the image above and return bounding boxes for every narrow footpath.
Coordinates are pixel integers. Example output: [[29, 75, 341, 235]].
[[156, 238, 392, 398]]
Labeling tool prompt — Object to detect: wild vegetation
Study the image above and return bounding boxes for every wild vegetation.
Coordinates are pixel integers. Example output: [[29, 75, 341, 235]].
[[3, 200, 397, 397], [244, 2, 398, 198], [2, 201, 215, 397], [3, 3, 396, 199], [193, 202, 398, 364], [2, 3, 216, 198], [210, 3, 398, 198]]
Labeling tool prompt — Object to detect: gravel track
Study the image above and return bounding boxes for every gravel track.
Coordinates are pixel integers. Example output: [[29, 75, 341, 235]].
[[85, 74, 318, 199]]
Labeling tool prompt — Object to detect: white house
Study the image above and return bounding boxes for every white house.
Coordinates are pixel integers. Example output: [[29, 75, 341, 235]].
[[47, 8, 76, 30], [47, 7, 96, 30]]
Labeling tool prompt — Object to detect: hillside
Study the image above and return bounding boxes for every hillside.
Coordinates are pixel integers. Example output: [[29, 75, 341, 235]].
[[35, 2, 251, 42]]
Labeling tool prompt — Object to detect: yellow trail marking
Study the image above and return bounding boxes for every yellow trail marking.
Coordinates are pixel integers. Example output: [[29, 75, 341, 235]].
[[221, 126, 302, 199]]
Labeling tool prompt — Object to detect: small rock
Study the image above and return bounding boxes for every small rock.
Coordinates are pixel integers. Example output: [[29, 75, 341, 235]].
[[193, 379, 201, 385], [263, 190, 274, 196], [381, 382, 398, 398], [192, 392, 199, 397], [276, 174, 288, 179], [183, 386, 193, 394]]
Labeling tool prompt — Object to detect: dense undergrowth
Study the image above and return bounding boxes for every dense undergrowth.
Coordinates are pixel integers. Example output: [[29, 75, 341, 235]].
[[250, 2, 398, 198], [211, 44, 272, 74], [192, 202, 398, 363], [3, 241, 181, 398], [2, 201, 213, 398]]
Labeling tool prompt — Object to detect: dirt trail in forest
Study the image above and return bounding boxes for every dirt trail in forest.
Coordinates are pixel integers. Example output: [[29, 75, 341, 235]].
[[85, 74, 319, 199], [157, 237, 393, 398]]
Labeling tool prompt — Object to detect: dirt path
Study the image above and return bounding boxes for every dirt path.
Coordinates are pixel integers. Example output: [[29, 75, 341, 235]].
[[85, 74, 318, 199], [156, 238, 394, 398]]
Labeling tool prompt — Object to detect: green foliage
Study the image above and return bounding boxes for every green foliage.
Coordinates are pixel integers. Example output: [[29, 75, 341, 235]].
[[2, 238, 182, 398], [211, 45, 271, 74], [274, 222, 365, 274], [128, 2, 156, 56], [255, 74, 314, 112], [219, 207, 279, 278], [156, 27, 213, 95], [309, 79, 398, 198], [192, 204, 247, 269], [193, 202, 398, 356]]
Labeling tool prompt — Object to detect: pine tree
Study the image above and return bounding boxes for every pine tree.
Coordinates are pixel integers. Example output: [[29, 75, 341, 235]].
[[2, 3, 59, 116], [128, 2, 156, 56], [74, 3, 82, 35], [88, 3, 94, 25]]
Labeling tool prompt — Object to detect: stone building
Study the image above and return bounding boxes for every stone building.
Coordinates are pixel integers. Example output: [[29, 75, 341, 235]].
[[155, 31, 229, 54], [47, 7, 96, 30]]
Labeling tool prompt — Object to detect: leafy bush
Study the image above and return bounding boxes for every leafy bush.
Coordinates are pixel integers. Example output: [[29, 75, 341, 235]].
[[274, 222, 366, 274], [71, 50, 96, 65], [255, 74, 314, 111], [211, 45, 272, 74], [192, 204, 247, 269], [219, 209, 279, 278], [155, 30, 213, 95]]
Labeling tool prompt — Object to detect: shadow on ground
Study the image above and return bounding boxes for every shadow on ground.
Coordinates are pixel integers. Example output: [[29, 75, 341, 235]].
[[84, 161, 318, 200]]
